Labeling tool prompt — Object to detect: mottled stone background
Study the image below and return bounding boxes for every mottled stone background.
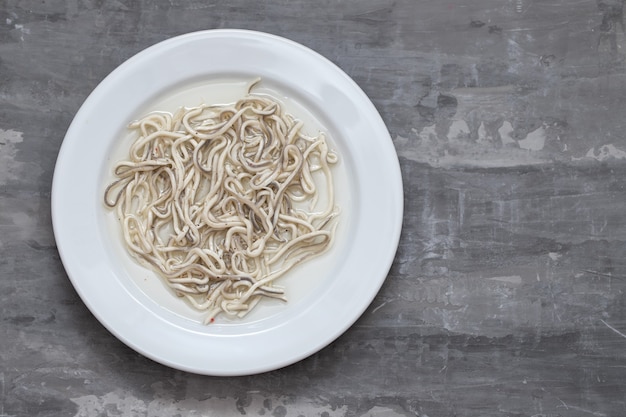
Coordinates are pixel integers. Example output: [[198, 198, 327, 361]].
[[2, 0, 626, 416]]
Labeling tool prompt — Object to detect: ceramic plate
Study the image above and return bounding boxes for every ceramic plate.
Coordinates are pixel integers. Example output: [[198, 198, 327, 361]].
[[51, 29, 403, 376]]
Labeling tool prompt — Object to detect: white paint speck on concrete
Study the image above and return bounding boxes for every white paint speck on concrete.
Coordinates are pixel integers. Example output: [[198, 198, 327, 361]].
[[0, 129, 25, 185], [518, 125, 546, 151]]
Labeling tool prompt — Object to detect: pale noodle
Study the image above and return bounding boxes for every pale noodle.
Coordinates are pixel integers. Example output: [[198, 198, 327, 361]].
[[104, 86, 339, 324]]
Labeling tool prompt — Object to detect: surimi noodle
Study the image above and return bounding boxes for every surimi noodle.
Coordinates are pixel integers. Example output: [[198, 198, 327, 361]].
[[104, 83, 339, 324]]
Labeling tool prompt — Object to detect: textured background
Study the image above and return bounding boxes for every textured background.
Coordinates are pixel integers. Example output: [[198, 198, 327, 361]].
[[2, 0, 626, 416]]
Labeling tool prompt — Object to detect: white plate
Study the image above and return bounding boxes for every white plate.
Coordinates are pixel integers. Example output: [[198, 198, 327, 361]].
[[51, 29, 403, 376]]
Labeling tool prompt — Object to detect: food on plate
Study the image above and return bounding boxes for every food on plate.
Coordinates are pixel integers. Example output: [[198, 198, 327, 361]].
[[104, 82, 339, 323]]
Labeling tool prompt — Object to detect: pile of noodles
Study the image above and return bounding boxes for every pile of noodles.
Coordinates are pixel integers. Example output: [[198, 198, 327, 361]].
[[104, 88, 339, 324]]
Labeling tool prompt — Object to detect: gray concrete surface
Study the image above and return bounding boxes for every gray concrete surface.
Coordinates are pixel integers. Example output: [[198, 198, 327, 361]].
[[2, 0, 626, 416]]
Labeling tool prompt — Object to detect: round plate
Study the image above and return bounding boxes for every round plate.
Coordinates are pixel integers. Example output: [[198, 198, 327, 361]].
[[51, 29, 403, 376]]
